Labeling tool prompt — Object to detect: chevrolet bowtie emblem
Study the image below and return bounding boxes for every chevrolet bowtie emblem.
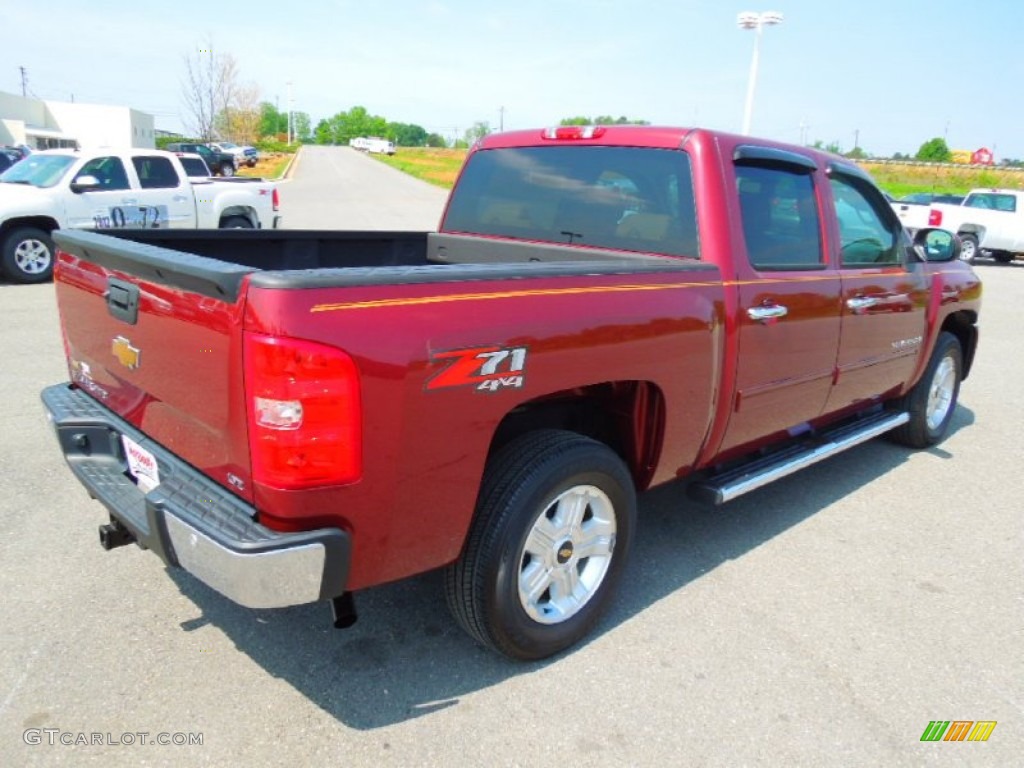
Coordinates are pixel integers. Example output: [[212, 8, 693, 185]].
[[112, 336, 141, 370]]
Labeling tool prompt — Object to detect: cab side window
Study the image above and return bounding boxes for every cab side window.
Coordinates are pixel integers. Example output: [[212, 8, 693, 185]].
[[75, 156, 130, 191], [736, 164, 822, 270], [132, 156, 180, 189], [830, 176, 901, 266]]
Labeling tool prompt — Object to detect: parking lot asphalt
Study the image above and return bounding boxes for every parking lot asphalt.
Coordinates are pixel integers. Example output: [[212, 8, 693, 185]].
[[0, 150, 1020, 766]]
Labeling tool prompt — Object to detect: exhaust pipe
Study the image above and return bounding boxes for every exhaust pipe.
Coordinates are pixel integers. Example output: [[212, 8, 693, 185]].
[[330, 592, 357, 629], [98, 520, 135, 550]]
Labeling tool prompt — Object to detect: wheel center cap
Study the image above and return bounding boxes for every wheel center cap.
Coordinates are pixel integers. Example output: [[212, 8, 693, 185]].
[[556, 540, 574, 564]]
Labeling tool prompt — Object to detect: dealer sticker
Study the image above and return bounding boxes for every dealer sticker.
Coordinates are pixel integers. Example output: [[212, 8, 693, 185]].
[[122, 434, 160, 493]]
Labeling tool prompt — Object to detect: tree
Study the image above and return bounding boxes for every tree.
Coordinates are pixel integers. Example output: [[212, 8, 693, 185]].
[[390, 122, 428, 147], [260, 102, 288, 139], [464, 121, 491, 145], [313, 106, 388, 145], [181, 40, 239, 141], [425, 133, 447, 148], [215, 82, 261, 144], [915, 138, 951, 163], [844, 146, 868, 160], [292, 112, 312, 142], [559, 116, 650, 126]]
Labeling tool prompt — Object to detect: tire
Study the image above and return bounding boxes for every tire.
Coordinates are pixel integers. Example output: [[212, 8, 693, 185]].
[[445, 430, 636, 660], [889, 332, 962, 448], [958, 233, 978, 263], [220, 216, 253, 229], [2, 227, 55, 283], [246, 159, 256, 168], [220, 163, 235, 177], [992, 251, 1014, 264]]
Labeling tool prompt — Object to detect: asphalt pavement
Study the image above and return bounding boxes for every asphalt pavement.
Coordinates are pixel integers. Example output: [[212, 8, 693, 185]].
[[0, 149, 1019, 766]]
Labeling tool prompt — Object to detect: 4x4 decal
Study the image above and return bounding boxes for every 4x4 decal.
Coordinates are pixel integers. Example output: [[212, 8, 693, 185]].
[[426, 345, 528, 393]]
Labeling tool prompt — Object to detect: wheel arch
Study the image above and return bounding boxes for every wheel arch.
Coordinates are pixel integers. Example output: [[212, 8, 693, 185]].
[[217, 207, 256, 227], [1, 216, 60, 239], [486, 380, 666, 492], [941, 310, 979, 380]]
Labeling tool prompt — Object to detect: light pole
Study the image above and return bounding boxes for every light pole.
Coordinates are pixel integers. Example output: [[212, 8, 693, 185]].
[[737, 11, 783, 135]]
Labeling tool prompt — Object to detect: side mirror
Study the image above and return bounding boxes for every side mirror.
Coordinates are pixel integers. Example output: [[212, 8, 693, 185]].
[[912, 227, 961, 263], [70, 175, 101, 194]]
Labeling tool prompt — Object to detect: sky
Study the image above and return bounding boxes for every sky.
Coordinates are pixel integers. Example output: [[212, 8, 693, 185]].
[[4, 0, 1023, 159]]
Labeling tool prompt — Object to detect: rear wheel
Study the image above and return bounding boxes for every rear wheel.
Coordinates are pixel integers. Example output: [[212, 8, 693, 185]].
[[220, 216, 253, 229], [992, 251, 1014, 264], [220, 163, 235, 177], [2, 227, 55, 283], [445, 430, 636, 660], [890, 332, 962, 448], [958, 233, 979, 263]]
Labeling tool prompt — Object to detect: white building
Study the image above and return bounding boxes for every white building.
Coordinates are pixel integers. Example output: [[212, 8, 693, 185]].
[[0, 91, 155, 150]]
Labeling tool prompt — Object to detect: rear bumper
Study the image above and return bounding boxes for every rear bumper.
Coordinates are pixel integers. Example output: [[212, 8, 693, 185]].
[[40, 383, 350, 609]]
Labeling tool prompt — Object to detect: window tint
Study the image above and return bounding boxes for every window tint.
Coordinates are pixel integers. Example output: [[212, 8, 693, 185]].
[[829, 176, 901, 266], [75, 156, 130, 191], [442, 146, 699, 258], [132, 156, 180, 189], [735, 164, 822, 269]]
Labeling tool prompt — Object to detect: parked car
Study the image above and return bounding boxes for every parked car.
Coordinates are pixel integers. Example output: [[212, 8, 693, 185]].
[[209, 141, 258, 168], [0, 147, 281, 282], [0, 150, 19, 173], [164, 142, 237, 176]]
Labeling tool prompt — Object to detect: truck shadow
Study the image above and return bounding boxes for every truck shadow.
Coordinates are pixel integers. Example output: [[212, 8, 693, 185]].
[[167, 405, 975, 730]]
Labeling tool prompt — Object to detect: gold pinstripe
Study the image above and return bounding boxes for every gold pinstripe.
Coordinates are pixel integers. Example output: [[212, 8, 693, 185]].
[[308, 269, 960, 313]]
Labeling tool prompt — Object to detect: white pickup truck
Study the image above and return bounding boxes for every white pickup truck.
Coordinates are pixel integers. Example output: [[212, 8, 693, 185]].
[[925, 189, 1024, 263], [0, 148, 282, 283]]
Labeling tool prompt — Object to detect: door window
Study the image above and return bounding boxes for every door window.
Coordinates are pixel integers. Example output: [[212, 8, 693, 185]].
[[830, 176, 901, 266], [75, 156, 130, 191], [736, 165, 823, 270]]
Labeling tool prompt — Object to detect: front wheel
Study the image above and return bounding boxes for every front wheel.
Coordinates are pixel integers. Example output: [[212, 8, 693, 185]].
[[2, 227, 55, 283], [889, 332, 963, 448], [220, 163, 235, 177], [445, 430, 636, 660], [958, 233, 979, 263]]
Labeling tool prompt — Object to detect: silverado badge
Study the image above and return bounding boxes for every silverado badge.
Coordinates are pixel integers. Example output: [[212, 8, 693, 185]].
[[112, 336, 141, 370]]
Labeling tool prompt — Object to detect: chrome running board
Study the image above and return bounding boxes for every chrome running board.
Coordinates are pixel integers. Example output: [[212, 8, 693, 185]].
[[689, 411, 910, 505]]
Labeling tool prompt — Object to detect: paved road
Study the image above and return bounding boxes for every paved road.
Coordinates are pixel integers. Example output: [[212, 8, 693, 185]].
[[280, 145, 449, 231], [0, 157, 1020, 766]]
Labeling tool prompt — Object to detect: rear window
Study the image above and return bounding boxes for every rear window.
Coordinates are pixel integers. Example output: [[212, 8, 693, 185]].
[[442, 146, 699, 258]]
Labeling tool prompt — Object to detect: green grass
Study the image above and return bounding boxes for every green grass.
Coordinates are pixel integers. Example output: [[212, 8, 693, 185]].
[[372, 148, 468, 189], [861, 162, 1024, 199]]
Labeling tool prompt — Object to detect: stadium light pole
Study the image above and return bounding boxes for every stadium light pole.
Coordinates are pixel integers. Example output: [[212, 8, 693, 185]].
[[738, 11, 783, 135]]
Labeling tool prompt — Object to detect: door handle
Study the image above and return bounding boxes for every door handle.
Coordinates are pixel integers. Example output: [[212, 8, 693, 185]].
[[747, 304, 788, 323], [846, 296, 880, 313]]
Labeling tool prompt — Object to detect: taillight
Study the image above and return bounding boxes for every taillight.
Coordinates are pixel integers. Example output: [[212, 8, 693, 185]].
[[541, 125, 607, 141], [928, 209, 942, 227], [244, 333, 362, 489], [272, 187, 280, 212]]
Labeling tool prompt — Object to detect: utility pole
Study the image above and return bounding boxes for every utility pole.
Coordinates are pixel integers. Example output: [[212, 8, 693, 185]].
[[19, 66, 27, 97], [286, 81, 293, 144], [498, 106, 505, 132]]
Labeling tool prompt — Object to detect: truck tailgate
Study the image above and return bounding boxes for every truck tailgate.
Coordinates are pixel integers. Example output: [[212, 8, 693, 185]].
[[51, 230, 257, 503]]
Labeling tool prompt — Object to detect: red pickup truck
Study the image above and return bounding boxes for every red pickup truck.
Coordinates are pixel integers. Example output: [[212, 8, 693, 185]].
[[41, 126, 981, 660]]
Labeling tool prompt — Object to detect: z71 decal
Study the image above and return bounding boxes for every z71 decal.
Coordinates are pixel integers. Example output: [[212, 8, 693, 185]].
[[426, 345, 528, 393]]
